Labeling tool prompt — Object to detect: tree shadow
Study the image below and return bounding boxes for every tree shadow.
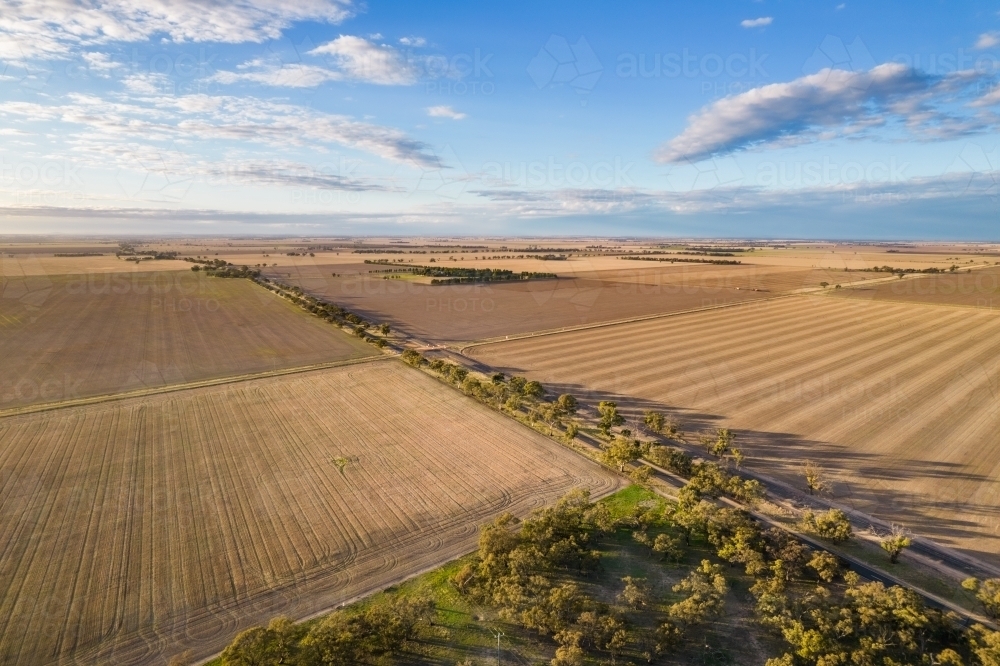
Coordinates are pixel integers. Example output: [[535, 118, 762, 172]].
[[500, 376, 1000, 565]]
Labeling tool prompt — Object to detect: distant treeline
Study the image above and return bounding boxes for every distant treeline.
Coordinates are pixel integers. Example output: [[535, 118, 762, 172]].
[[621, 256, 742, 266], [685, 246, 751, 253], [634, 250, 736, 257], [354, 246, 487, 255], [185, 257, 260, 278], [852, 264, 961, 274], [363, 260, 557, 283], [115, 244, 179, 261]]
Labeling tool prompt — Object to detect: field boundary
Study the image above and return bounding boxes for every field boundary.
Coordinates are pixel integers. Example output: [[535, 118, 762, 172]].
[[0, 354, 388, 420], [457, 294, 794, 353]]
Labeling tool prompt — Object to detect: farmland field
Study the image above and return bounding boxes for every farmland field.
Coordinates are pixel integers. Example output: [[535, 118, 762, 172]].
[[469, 296, 1000, 562], [0, 248, 191, 276], [0, 271, 375, 410], [0, 360, 621, 665], [831, 267, 1000, 309], [264, 261, 857, 343]]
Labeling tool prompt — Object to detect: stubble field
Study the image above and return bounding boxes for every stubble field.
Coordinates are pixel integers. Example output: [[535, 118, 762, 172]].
[[469, 295, 1000, 562], [264, 261, 858, 343], [831, 267, 1000, 309], [0, 271, 375, 410], [0, 360, 621, 665]]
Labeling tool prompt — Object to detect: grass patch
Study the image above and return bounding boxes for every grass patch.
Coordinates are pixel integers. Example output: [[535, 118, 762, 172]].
[[206, 485, 779, 665]]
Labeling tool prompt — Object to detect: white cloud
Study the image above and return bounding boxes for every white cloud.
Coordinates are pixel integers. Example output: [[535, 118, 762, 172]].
[[971, 86, 1000, 108], [656, 64, 995, 163], [975, 32, 1000, 50], [427, 105, 466, 120], [81, 52, 121, 75], [0, 91, 441, 167], [470, 168, 1000, 218], [309, 35, 418, 85], [122, 72, 173, 95], [212, 36, 464, 89], [0, 0, 353, 59], [741, 17, 773, 28], [210, 59, 342, 88], [203, 159, 396, 191]]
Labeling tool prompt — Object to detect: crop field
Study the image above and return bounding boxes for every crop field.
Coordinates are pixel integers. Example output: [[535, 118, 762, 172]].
[[0, 360, 621, 665], [470, 296, 1000, 562], [280, 273, 768, 343], [264, 262, 860, 344], [0, 271, 375, 411], [0, 248, 191, 276], [831, 267, 1000, 309]]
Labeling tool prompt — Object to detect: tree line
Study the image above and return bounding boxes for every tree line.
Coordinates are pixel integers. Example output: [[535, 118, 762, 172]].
[[255, 279, 392, 349], [215, 481, 1000, 665], [362, 260, 558, 283]]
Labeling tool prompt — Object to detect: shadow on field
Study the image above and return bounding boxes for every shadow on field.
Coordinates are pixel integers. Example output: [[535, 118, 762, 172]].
[[499, 376, 1000, 565]]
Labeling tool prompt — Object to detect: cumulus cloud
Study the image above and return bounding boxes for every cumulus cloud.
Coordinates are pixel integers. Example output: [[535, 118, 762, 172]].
[[0, 0, 353, 59], [399, 36, 426, 47], [741, 17, 773, 28], [427, 105, 466, 120], [656, 63, 995, 163], [309, 35, 418, 85], [975, 32, 1000, 50]]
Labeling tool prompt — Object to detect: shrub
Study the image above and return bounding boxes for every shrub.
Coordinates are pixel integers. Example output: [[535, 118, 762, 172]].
[[401, 350, 424, 367], [800, 509, 853, 543]]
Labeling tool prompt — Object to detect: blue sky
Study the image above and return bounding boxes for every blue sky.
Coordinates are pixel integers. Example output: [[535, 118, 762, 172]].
[[0, 0, 998, 238]]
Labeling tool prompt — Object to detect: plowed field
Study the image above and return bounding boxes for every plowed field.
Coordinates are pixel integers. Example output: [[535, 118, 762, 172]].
[[832, 267, 1000, 309], [0, 271, 375, 410], [266, 262, 853, 343], [0, 360, 621, 665], [470, 296, 1000, 561]]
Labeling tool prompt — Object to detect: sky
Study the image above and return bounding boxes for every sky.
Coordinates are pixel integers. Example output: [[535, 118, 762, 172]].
[[0, 0, 998, 238]]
